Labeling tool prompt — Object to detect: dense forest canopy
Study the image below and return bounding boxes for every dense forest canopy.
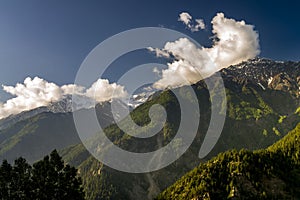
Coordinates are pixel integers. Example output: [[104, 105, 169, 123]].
[[0, 150, 85, 200]]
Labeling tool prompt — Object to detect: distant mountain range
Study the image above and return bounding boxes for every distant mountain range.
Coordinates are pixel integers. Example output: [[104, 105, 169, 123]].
[[0, 95, 76, 131], [0, 92, 140, 131], [0, 99, 127, 163], [0, 57, 299, 199]]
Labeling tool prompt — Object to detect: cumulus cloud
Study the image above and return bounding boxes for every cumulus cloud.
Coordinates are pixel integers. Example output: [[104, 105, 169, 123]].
[[153, 12, 260, 89], [61, 84, 85, 95], [0, 77, 127, 119], [178, 12, 192, 26], [86, 79, 127, 102], [178, 12, 206, 32], [2, 77, 63, 116], [206, 13, 260, 68]]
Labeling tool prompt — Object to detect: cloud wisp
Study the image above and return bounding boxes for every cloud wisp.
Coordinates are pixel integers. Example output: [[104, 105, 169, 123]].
[[178, 12, 206, 32], [152, 12, 260, 89], [0, 77, 127, 119]]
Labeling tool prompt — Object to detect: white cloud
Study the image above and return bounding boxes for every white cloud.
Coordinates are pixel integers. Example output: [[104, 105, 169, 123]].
[[153, 12, 260, 89], [206, 13, 260, 68], [153, 38, 214, 89], [153, 67, 161, 77], [147, 47, 170, 58], [61, 84, 85, 95], [178, 12, 205, 32], [2, 77, 63, 115], [0, 77, 127, 119], [0, 12, 260, 119], [195, 19, 205, 30], [178, 12, 192, 26], [86, 79, 127, 102]]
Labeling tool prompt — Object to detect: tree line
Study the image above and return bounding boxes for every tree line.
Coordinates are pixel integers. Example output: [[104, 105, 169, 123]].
[[0, 150, 85, 200]]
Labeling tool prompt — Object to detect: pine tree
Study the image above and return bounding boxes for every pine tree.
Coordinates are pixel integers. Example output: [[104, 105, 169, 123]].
[[32, 150, 85, 200], [0, 160, 12, 199], [10, 157, 33, 199], [0, 150, 85, 200]]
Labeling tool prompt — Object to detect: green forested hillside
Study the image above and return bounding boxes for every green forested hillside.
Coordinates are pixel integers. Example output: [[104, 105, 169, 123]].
[[1, 60, 299, 199], [156, 123, 300, 200], [0, 102, 116, 164], [0, 112, 81, 163], [61, 79, 300, 200]]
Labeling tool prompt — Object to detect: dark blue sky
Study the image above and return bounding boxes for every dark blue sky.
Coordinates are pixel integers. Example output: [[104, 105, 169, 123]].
[[0, 0, 299, 101]]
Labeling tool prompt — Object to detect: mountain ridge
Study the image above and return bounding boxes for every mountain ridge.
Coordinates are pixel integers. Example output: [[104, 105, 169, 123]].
[[0, 57, 299, 199]]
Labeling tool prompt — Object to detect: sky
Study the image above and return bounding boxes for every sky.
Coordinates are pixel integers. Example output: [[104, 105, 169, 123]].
[[0, 0, 300, 118]]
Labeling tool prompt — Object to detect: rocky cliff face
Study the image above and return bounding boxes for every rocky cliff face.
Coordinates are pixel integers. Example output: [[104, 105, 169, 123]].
[[222, 58, 300, 96]]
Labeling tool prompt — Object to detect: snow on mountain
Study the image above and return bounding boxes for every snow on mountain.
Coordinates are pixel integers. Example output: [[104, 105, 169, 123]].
[[1, 57, 299, 130], [222, 57, 300, 96]]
